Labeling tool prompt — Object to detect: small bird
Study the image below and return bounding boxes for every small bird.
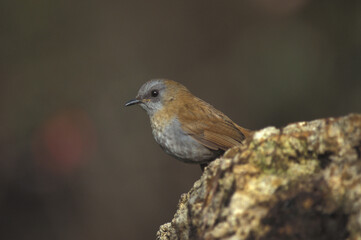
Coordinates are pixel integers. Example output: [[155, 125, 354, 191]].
[[125, 79, 250, 170]]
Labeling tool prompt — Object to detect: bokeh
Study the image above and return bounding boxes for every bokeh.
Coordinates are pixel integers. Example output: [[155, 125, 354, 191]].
[[1, 1, 360, 239]]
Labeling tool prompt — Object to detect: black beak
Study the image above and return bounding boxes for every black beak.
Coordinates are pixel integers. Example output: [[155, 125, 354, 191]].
[[125, 99, 141, 107]]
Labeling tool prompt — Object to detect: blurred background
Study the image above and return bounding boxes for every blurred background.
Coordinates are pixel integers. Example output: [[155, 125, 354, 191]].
[[1, 0, 360, 239]]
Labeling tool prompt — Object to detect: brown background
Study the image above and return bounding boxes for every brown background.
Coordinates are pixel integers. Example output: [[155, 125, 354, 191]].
[[1, 0, 361, 239]]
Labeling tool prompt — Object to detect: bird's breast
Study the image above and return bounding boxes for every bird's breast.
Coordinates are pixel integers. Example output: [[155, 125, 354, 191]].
[[149, 115, 218, 163]]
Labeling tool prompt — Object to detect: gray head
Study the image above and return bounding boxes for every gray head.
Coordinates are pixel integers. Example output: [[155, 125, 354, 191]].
[[125, 79, 168, 116]]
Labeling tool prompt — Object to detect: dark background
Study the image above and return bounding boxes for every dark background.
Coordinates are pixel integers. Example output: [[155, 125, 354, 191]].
[[1, 1, 360, 239]]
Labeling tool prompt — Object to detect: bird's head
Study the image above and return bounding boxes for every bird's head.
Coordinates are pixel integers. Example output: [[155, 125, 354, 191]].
[[125, 79, 188, 116]]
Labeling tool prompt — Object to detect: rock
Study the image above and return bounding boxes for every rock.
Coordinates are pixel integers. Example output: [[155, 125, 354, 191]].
[[156, 113, 361, 240]]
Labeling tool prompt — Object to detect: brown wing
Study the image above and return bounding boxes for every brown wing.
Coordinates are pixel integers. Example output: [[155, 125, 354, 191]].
[[178, 97, 250, 151]]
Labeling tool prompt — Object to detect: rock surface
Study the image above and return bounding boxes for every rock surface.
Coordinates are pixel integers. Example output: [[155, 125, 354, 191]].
[[156, 114, 361, 240]]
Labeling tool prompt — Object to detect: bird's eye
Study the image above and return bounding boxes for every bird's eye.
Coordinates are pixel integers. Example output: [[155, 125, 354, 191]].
[[151, 90, 159, 97]]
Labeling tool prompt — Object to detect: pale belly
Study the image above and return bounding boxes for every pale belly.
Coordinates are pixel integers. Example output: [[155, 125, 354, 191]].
[[150, 117, 219, 163]]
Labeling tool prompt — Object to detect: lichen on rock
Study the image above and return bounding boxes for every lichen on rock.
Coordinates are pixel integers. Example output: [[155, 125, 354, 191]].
[[156, 114, 361, 240]]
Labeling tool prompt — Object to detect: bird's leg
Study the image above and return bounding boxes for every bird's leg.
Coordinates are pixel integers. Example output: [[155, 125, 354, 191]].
[[200, 163, 209, 172]]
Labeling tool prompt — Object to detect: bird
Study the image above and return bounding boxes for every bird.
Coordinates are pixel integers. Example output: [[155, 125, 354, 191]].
[[125, 79, 250, 170]]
